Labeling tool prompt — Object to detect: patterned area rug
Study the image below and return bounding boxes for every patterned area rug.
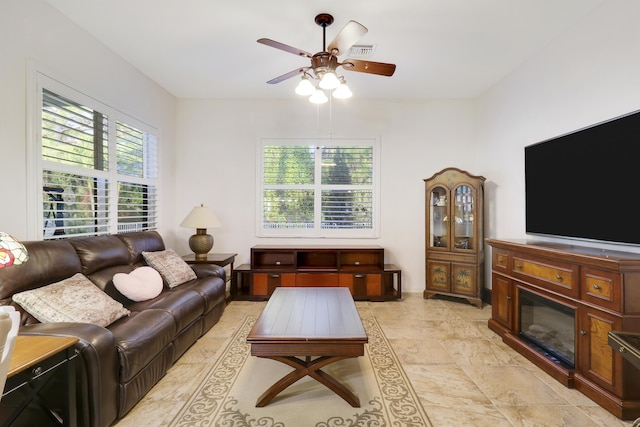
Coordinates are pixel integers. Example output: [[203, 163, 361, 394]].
[[169, 315, 432, 427]]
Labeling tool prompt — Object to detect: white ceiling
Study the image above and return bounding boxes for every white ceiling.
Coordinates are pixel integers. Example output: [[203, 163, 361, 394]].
[[45, 0, 604, 100]]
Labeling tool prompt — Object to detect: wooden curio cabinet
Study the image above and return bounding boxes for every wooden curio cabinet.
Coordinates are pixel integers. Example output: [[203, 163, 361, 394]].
[[424, 167, 485, 308]]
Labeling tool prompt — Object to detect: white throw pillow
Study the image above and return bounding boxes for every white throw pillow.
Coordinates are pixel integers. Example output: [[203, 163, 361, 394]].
[[113, 266, 163, 302], [142, 249, 197, 288], [12, 273, 130, 327]]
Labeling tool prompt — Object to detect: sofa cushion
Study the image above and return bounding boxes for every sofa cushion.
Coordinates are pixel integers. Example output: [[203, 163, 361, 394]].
[[12, 273, 130, 327], [179, 276, 226, 314], [113, 267, 163, 302], [0, 240, 82, 307], [70, 235, 131, 275], [109, 309, 176, 382], [116, 231, 165, 265], [142, 249, 196, 288], [127, 288, 205, 332]]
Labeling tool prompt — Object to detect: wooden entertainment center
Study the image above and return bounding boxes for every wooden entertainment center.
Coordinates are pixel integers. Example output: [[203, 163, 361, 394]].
[[233, 246, 401, 301], [487, 239, 640, 420]]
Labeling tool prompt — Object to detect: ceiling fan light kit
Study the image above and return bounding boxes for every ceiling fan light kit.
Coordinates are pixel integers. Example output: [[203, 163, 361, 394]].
[[258, 13, 396, 104]]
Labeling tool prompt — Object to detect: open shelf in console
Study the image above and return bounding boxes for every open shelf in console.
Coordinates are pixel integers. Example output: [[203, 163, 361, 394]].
[[339, 250, 384, 270], [296, 250, 337, 270]]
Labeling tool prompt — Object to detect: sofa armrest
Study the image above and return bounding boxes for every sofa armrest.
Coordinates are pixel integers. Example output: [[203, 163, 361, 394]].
[[190, 264, 226, 282], [19, 322, 119, 427]]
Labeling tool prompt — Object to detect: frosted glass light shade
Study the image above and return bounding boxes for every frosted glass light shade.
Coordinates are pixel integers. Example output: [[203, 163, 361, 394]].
[[319, 71, 340, 90], [295, 77, 315, 96], [309, 88, 328, 104], [332, 82, 352, 99]]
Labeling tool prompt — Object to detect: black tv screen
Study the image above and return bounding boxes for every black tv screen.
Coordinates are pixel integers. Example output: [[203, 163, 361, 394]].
[[525, 109, 640, 246]]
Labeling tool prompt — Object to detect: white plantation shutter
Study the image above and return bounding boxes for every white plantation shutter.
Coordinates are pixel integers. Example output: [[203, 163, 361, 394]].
[[40, 84, 159, 239], [116, 123, 158, 232], [258, 138, 379, 237]]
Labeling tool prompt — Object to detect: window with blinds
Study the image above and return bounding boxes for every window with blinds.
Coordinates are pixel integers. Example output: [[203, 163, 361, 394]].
[[41, 87, 158, 239], [258, 138, 379, 237]]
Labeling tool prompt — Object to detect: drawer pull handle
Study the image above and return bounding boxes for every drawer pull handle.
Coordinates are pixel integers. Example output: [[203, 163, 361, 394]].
[[275, 261, 281, 265], [619, 346, 626, 353], [580, 330, 587, 336], [355, 261, 360, 265], [555, 275, 563, 280], [515, 264, 522, 269], [593, 284, 601, 290], [506, 296, 511, 300], [270, 274, 280, 278], [354, 274, 365, 278], [32, 366, 43, 376]]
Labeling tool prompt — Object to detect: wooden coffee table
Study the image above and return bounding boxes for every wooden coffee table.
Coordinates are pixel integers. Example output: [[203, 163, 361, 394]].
[[246, 287, 368, 407]]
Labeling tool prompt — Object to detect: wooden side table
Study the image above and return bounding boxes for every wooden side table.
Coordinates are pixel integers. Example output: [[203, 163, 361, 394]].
[[183, 253, 237, 301], [2, 335, 79, 427]]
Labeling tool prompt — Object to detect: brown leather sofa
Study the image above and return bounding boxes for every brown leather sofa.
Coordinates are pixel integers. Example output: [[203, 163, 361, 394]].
[[0, 231, 226, 427]]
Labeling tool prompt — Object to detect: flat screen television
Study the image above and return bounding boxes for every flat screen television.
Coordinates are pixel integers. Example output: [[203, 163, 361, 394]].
[[525, 109, 640, 246]]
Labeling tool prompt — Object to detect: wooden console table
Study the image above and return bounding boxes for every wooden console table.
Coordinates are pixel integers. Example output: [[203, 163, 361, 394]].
[[1, 335, 79, 426], [487, 238, 640, 420], [233, 246, 401, 301]]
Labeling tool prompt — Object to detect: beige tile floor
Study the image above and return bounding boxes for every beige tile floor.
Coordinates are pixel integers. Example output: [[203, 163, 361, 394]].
[[115, 293, 635, 427]]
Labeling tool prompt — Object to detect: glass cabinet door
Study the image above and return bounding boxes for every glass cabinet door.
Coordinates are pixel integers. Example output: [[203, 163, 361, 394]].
[[429, 186, 449, 249], [453, 185, 474, 250]]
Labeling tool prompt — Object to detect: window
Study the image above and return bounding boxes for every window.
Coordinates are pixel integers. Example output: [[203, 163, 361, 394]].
[[38, 79, 158, 239], [257, 138, 379, 237]]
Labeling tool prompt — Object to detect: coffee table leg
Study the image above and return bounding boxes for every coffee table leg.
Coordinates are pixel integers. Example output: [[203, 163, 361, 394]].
[[256, 355, 360, 407]]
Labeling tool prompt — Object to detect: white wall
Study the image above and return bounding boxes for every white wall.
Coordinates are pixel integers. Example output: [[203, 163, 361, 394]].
[[477, 0, 640, 260], [175, 98, 478, 293], [0, 0, 177, 242], [174, 0, 640, 294]]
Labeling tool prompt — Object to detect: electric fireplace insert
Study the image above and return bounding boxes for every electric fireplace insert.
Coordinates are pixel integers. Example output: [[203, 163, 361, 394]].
[[519, 289, 575, 369]]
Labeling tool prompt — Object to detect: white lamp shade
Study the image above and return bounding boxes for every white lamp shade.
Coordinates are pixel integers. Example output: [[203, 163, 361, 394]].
[[309, 88, 328, 104], [295, 77, 315, 96], [319, 71, 340, 90], [179, 205, 222, 229], [332, 82, 352, 99]]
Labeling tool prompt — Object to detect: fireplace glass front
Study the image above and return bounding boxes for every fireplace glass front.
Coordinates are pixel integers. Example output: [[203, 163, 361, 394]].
[[519, 289, 575, 369]]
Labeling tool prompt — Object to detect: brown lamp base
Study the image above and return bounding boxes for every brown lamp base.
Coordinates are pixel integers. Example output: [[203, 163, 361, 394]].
[[189, 228, 213, 260]]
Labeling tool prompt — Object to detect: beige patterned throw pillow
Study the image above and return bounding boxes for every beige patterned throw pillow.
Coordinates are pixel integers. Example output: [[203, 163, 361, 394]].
[[142, 249, 197, 288], [12, 273, 130, 327]]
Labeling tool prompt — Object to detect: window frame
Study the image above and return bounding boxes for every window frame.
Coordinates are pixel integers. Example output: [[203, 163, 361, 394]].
[[28, 70, 160, 240], [256, 137, 380, 238]]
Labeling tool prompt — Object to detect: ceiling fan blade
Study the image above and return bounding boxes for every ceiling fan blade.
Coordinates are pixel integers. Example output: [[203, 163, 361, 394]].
[[327, 20, 367, 56], [341, 59, 396, 76], [266, 68, 308, 84], [257, 38, 312, 58]]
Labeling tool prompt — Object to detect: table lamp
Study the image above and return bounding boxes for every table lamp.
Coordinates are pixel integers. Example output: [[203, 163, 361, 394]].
[[0, 232, 29, 269], [179, 204, 222, 260]]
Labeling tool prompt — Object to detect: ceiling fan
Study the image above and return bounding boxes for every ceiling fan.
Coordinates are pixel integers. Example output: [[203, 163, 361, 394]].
[[257, 13, 396, 103]]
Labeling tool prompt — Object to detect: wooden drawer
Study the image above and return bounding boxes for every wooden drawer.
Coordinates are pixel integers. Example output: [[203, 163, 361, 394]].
[[511, 255, 578, 298], [339, 273, 382, 299], [252, 251, 295, 269], [582, 268, 621, 311], [295, 273, 339, 287], [492, 249, 509, 272], [252, 273, 295, 296]]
